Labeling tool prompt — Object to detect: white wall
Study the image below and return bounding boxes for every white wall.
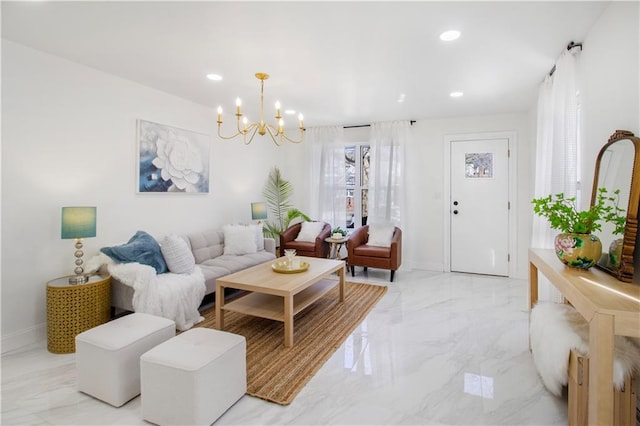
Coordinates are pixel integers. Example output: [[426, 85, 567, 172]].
[[407, 114, 532, 277], [1, 40, 286, 352], [580, 1, 640, 205]]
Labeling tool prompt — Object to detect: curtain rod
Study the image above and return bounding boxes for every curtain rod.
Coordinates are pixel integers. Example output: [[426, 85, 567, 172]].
[[548, 41, 583, 77], [344, 120, 416, 129]]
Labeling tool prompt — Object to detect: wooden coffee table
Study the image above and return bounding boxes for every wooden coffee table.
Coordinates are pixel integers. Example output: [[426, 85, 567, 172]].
[[215, 256, 345, 347]]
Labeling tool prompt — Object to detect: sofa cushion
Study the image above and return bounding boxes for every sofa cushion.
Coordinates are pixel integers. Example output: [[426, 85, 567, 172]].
[[295, 221, 325, 243], [223, 224, 257, 255], [160, 235, 195, 274], [250, 223, 265, 251], [101, 230, 168, 274], [204, 251, 276, 275], [187, 230, 224, 264]]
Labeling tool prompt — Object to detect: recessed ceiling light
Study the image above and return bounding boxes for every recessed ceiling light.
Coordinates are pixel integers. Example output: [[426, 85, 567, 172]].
[[450, 91, 464, 98], [285, 109, 296, 115], [440, 30, 461, 42], [397, 93, 406, 103], [206, 73, 223, 81]]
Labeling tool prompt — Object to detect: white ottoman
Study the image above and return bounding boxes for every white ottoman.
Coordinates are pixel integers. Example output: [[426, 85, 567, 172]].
[[75, 313, 176, 407], [140, 327, 246, 426]]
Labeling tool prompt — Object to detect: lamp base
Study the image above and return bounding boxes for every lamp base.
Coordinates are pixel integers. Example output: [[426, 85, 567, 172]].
[[68, 274, 88, 285]]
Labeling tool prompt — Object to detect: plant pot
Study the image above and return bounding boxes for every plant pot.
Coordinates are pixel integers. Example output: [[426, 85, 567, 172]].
[[608, 238, 624, 269], [554, 233, 602, 269]]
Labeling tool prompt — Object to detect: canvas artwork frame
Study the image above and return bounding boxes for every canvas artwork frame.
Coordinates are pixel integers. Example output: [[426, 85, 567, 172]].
[[137, 119, 210, 193]]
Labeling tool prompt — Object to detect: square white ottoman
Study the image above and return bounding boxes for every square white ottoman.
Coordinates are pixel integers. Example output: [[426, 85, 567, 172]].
[[140, 327, 246, 426], [75, 312, 176, 407]]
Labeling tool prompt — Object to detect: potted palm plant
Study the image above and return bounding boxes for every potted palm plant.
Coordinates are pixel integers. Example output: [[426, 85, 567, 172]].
[[262, 167, 310, 241], [532, 187, 624, 269]]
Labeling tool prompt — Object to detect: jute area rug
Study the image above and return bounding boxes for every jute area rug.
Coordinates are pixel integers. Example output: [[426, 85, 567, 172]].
[[195, 281, 387, 405]]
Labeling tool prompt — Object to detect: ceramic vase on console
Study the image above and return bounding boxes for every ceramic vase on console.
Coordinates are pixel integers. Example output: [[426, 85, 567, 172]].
[[554, 233, 602, 269], [608, 238, 624, 269]]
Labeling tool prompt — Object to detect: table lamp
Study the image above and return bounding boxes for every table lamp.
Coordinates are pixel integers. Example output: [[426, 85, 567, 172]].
[[61, 206, 97, 284], [251, 202, 268, 222]]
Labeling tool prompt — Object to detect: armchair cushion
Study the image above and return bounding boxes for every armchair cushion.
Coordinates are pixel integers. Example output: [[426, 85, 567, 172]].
[[367, 223, 396, 248], [295, 221, 326, 242]]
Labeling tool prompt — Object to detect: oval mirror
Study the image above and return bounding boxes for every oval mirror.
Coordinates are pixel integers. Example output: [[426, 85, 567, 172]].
[[592, 130, 640, 282]]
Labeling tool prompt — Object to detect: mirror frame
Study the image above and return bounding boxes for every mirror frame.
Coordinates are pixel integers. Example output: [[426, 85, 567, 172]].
[[592, 129, 640, 282]]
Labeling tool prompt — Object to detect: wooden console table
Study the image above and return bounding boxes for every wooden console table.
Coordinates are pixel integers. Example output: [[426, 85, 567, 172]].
[[529, 248, 640, 425]]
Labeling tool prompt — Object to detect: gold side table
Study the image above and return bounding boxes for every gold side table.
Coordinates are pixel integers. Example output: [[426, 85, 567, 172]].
[[46, 273, 111, 354]]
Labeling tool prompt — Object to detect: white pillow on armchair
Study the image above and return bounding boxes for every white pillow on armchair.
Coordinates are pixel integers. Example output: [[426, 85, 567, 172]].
[[295, 221, 325, 243], [367, 223, 396, 248]]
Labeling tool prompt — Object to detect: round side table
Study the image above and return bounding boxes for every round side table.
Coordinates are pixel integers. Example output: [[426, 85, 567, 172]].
[[46, 273, 111, 354], [325, 236, 347, 260]]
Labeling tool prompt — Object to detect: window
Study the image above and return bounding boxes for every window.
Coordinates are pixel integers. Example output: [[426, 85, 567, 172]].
[[345, 144, 370, 229]]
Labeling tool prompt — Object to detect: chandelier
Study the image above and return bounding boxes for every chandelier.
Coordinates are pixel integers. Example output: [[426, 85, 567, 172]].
[[216, 73, 304, 145]]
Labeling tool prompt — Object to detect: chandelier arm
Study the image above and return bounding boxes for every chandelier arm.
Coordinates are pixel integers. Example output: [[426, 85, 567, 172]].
[[245, 125, 261, 145], [264, 124, 283, 146], [279, 128, 305, 144], [236, 115, 245, 134], [217, 124, 243, 140]]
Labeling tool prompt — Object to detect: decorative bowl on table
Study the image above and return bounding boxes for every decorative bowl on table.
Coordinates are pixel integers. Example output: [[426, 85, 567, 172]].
[[332, 233, 344, 239], [271, 259, 309, 274]]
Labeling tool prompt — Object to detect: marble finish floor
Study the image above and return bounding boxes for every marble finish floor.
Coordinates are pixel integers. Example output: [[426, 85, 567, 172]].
[[2, 269, 567, 425]]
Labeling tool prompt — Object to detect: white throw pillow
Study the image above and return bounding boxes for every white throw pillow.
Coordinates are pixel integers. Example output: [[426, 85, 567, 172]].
[[249, 223, 265, 251], [160, 234, 196, 274], [367, 223, 396, 248], [223, 224, 258, 255], [294, 221, 325, 243]]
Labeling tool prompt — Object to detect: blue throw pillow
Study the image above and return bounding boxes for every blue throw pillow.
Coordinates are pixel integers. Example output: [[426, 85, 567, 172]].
[[101, 230, 168, 274]]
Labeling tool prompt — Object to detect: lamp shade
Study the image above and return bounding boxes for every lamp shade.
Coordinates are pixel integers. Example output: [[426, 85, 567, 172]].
[[251, 202, 268, 220], [61, 207, 97, 239]]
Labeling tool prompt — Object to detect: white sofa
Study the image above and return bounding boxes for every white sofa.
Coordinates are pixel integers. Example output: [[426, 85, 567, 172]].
[[110, 228, 276, 313]]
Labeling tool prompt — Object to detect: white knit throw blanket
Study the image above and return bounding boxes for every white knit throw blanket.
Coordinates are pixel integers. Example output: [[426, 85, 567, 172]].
[[530, 302, 640, 396], [86, 254, 205, 331]]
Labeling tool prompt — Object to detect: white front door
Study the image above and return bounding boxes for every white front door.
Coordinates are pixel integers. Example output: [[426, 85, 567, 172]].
[[450, 138, 510, 276]]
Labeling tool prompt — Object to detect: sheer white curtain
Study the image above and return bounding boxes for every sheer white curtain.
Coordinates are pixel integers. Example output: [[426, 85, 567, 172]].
[[367, 121, 409, 227], [532, 49, 580, 301], [306, 126, 346, 229]]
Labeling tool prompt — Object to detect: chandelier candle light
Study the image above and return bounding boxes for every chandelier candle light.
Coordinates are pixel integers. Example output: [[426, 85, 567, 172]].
[[217, 73, 304, 145]]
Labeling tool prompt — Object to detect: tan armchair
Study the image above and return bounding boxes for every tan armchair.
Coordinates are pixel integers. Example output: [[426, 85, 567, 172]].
[[347, 225, 402, 282], [279, 221, 331, 258]]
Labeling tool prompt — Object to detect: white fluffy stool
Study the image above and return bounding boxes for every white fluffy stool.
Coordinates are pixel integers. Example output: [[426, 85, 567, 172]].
[[75, 313, 176, 407], [140, 327, 246, 426]]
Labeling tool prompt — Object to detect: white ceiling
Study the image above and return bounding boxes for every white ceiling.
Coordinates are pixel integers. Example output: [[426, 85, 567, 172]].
[[2, 1, 609, 127]]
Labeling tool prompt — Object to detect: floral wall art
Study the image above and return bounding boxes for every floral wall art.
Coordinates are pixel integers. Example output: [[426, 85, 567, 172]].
[[137, 119, 210, 193]]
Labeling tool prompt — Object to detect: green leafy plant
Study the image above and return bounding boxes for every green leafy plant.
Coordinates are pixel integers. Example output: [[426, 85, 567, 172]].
[[262, 167, 310, 239], [532, 187, 626, 234], [331, 226, 347, 236], [601, 189, 627, 236]]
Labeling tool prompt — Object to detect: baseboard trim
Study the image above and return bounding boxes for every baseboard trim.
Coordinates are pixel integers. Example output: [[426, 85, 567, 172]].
[[406, 260, 444, 272], [2, 323, 46, 354]]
